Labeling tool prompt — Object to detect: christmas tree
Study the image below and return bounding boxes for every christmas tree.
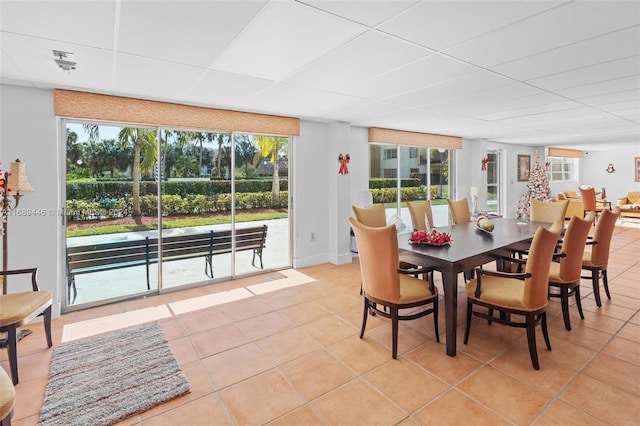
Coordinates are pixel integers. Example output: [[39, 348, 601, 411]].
[[516, 151, 552, 220]]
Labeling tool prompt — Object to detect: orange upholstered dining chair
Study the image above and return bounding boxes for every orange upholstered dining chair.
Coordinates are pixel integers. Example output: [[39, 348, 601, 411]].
[[530, 199, 569, 224], [579, 186, 604, 223], [463, 226, 561, 370], [447, 198, 471, 224], [547, 214, 593, 330], [581, 207, 620, 307], [407, 200, 434, 231], [350, 218, 439, 359], [351, 204, 434, 286], [352, 204, 387, 228]]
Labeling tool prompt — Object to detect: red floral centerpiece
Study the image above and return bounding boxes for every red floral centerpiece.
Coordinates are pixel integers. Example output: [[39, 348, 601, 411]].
[[409, 229, 452, 246]]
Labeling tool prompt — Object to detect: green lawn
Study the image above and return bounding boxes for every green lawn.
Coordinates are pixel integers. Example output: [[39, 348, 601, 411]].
[[67, 211, 288, 237]]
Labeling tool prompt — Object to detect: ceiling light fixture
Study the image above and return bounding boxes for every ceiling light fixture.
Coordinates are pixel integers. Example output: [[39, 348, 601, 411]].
[[53, 50, 76, 72]]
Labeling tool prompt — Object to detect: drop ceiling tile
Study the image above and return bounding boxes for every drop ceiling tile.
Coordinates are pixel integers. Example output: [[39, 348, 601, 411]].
[[244, 83, 358, 118], [378, 0, 563, 51], [323, 100, 407, 123], [118, 0, 266, 68], [114, 54, 206, 101], [578, 88, 640, 107], [187, 70, 275, 109], [527, 56, 640, 91], [211, 1, 365, 81], [0, 49, 28, 81], [299, 0, 418, 27], [477, 100, 580, 121], [555, 75, 640, 100], [285, 30, 432, 92], [444, 1, 640, 68], [385, 70, 514, 107], [339, 53, 478, 100], [427, 83, 544, 116], [0, 32, 113, 92], [0, 0, 115, 49], [491, 26, 640, 81], [498, 107, 613, 128]]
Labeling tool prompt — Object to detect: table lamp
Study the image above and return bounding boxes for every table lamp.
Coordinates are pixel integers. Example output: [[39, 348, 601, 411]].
[[470, 186, 480, 216]]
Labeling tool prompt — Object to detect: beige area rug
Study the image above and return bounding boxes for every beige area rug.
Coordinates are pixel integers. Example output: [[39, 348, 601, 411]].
[[38, 322, 190, 426]]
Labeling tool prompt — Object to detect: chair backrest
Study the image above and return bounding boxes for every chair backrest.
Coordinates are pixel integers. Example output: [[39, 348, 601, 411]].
[[349, 217, 400, 302], [588, 207, 620, 266], [557, 215, 592, 281], [407, 200, 433, 231], [352, 204, 386, 227], [583, 210, 596, 225], [447, 198, 471, 224], [564, 191, 579, 199], [523, 226, 562, 309], [579, 186, 597, 211], [530, 199, 569, 223]]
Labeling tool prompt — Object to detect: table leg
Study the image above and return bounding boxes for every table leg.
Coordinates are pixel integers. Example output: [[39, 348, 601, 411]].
[[443, 268, 458, 357]]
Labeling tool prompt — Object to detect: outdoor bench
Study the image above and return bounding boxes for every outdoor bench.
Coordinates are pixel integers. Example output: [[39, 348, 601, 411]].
[[66, 224, 267, 302]]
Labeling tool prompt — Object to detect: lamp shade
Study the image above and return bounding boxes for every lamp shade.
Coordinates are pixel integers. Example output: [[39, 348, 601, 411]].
[[470, 186, 480, 198], [7, 159, 34, 193]]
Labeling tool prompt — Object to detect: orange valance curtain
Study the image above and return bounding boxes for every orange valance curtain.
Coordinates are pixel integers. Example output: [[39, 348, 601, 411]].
[[368, 127, 462, 149], [547, 147, 583, 158], [53, 89, 300, 136]]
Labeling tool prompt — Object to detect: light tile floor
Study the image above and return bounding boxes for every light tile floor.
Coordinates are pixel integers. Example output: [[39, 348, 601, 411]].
[[3, 224, 640, 425]]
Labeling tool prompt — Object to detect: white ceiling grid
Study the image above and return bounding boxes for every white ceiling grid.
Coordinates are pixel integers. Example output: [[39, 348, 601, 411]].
[[1, 0, 638, 150]]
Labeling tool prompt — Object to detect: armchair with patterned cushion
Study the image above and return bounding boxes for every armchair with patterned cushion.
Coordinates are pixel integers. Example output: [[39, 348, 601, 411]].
[[617, 191, 640, 218]]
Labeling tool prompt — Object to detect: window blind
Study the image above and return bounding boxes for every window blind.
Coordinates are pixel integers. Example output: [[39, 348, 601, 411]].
[[54, 89, 300, 136], [368, 127, 461, 149], [547, 147, 583, 158]]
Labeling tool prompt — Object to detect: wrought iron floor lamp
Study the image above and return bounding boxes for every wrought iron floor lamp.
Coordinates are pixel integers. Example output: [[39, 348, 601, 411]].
[[1, 159, 34, 346]]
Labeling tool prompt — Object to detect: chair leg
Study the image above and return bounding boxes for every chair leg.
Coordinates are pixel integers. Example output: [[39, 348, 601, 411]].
[[560, 287, 571, 331], [487, 308, 493, 325], [391, 307, 399, 359], [602, 269, 611, 300], [6, 325, 18, 385], [359, 297, 369, 339], [575, 286, 584, 320], [525, 314, 540, 370], [44, 305, 53, 348], [433, 298, 440, 343], [591, 269, 602, 307], [541, 313, 552, 351], [463, 300, 473, 344]]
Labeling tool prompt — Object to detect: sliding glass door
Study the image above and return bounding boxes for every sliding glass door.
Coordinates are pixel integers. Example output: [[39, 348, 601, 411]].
[[369, 144, 454, 230], [65, 122, 160, 305], [64, 120, 291, 309]]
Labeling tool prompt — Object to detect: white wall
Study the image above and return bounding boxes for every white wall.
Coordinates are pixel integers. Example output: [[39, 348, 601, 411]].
[[1, 85, 63, 315], [12, 83, 634, 318], [580, 147, 640, 202]]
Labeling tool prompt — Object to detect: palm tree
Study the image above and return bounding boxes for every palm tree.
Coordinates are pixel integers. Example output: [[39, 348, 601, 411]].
[[236, 134, 257, 177], [212, 133, 231, 178], [257, 136, 288, 205], [118, 128, 158, 218]]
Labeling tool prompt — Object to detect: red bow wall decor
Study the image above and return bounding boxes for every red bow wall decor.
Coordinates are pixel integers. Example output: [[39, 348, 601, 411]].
[[481, 157, 489, 171], [338, 153, 350, 175]]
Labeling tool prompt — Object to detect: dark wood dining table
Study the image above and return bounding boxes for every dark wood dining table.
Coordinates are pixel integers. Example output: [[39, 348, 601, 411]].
[[398, 218, 551, 357]]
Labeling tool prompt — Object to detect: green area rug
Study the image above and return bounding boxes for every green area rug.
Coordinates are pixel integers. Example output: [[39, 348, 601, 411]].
[[39, 322, 190, 426]]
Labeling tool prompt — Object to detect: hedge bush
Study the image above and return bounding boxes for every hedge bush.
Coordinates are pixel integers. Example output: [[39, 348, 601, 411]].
[[66, 179, 288, 200], [66, 191, 289, 221], [369, 178, 420, 189]]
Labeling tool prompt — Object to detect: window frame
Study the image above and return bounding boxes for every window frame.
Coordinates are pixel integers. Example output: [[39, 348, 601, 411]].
[[547, 156, 578, 183]]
